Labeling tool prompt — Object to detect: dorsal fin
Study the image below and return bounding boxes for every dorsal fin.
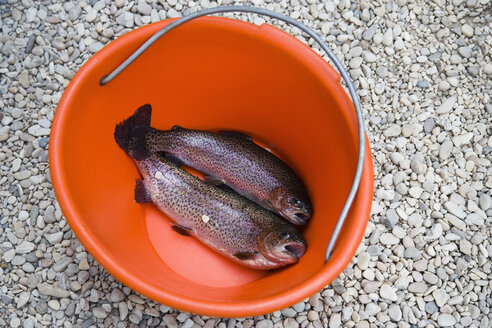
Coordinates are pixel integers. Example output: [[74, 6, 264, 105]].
[[220, 130, 252, 142]]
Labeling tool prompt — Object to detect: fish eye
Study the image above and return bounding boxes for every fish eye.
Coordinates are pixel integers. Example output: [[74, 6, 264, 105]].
[[289, 199, 303, 207], [280, 232, 291, 239]]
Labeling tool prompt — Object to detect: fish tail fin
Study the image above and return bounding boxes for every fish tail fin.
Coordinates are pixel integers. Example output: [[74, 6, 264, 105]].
[[114, 104, 152, 160]]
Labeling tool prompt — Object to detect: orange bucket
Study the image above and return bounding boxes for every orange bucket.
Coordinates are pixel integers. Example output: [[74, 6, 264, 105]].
[[49, 6, 373, 317]]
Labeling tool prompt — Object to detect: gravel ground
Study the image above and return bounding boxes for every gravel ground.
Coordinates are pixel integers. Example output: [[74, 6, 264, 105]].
[[1, 0, 491, 327]]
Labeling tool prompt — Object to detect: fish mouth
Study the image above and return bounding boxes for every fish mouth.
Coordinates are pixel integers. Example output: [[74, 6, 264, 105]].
[[260, 241, 307, 263], [282, 210, 309, 225], [284, 243, 306, 259]]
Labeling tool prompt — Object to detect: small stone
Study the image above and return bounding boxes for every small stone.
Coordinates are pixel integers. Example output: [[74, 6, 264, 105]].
[[388, 304, 402, 321], [383, 124, 401, 137], [479, 194, 491, 210], [437, 95, 457, 114], [18, 71, 30, 88], [86, 10, 97, 22], [349, 57, 363, 69], [160, 314, 177, 328], [129, 294, 145, 304], [48, 299, 60, 310], [439, 80, 450, 91], [439, 141, 453, 160], [465, 213, 484, 225], [10, 318, 20, 328], [425, 301, 439, 314], [129, 314, 142, 324], [3, 249, 15, 262], [14, 170, 32, 180], [467, 65, 479, 76], [65, 302, 75, 316], [380, 284, 397, 301], [12, 256, 26, 266], [362, 25, 377, 40], [438, 314, 457, 327], [119, 302, 128, 320], [382, 210, 398, 229], [307, 311, 319, 321], [357, 252, 370, 270], [390, 152, 404, 164], [68, 5, 81, 21], [53, 258, 71, 272], [46, 231, 63, 245], [88, 42, 104, 53], [137, 3, 152, 16], [16, 241, 35, 254], [328, 313, 340, 328], [461, 24, 473, 37], [423, 273, 438, 284], [458, 46, 472, 58], [111, 289, 125, 302], [433, 289, 449, 307], [26, 7, 37, 22], [256, 320, 273, 328], [446, 214, 466, 230], [362, 51, 378, 62], [408, 282, 427, 293], [22, 262, 35, 273], [16, 292, 30, 308], [117, 12, 134, 28], [404, 247, 421, 259], [281, 308, 296, 317], [81, 318, 94, 328], [292, 301, 305, 312], [37, 283, 70, 298], [409, 186, 422, 198], [93, 306, 108, 319], [410, 157, 426, 174], [444, 201, 466, 219], [484, 64, 492, 74], [380, 233, 399, 245]]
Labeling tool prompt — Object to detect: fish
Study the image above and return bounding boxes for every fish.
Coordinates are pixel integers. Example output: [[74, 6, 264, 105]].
[[114, 111, 307, 270], [115, 104, 313, 226]]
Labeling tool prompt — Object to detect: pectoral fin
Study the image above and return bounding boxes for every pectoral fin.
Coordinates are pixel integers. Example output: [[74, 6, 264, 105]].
[[202, 175, 224, 187], [171, 223, 193, 236], [202, 176, 236, 193], [163, 153, 186, 166], [134, 180, 151, 203], [233, 252, 257, 260]]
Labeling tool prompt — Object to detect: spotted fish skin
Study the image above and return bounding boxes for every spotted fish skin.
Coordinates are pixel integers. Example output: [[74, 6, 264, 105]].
[[122, 104, 313, 225], [133, 154, 306, 270]]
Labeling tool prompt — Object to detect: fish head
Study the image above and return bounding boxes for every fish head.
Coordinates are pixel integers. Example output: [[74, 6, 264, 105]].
[[269, 187, 312, 225], [257, 225, 307, 264]]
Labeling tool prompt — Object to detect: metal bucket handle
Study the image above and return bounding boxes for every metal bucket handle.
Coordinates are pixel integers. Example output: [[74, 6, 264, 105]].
[[100, 6, 366, 262]]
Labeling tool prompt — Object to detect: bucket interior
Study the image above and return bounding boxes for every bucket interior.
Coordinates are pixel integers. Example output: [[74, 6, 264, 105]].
[[51, 17, 372, 316]]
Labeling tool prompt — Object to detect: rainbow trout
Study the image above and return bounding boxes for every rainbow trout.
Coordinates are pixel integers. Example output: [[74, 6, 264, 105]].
[[114, 113, 307, 269], [116, 104, 313, 226]]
